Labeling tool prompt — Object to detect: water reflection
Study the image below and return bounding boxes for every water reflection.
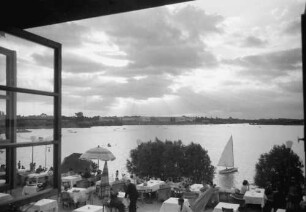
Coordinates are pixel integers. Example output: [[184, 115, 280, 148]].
[[217, 172, 238, 189]]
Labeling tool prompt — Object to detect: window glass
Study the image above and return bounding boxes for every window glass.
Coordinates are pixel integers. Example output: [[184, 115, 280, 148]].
[[10, 145, 54, 199], [0, 33, 54, 92], [0, 54, 5, 86], [0, 97, 6, 142], [16, 93, 53, 143]]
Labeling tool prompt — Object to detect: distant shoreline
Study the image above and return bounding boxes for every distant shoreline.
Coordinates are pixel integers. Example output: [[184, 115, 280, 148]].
[[1, 116, 302, 132]]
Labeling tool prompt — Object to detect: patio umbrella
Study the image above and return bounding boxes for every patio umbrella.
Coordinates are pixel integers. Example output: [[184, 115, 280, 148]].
[[80, 145, 116, 200]]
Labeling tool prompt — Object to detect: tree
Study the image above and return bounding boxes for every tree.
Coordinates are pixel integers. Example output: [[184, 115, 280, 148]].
[[254, 144, 304, 192], [126, 138, 215, 183], [182, 142, 215, 183]]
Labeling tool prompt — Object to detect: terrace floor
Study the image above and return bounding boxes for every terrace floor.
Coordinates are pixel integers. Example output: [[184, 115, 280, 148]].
[[33, 193, 263, 212]]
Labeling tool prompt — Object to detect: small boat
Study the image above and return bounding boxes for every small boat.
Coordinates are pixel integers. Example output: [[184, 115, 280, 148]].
[[217, 135, 238, 174], [107, 143, 111, 147]]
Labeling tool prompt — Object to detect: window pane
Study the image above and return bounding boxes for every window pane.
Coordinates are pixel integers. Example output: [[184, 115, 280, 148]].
[[0, 148, 6, 183], [10, 145, 54, 199], [0, 97, 7, 142], [0, 54, 5, 86], [0, 33, 54, 92], [16, 93, 54, 143]]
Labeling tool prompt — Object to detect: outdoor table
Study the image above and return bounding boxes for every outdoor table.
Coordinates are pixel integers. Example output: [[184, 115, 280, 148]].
[[27, 199, 58, 212], [137, 180, 165, 192], [95, 179, 115, 186], [243, 188, 265, 208], [22, 184, 38, 195], [68, 187, 88, 204], [73, 204, 103, 212], [213, 202, 240, 212], [190, 184, 203, 193], [62, 175, 82, 188], [0, 193, 13, 202], [159, 197, 191, 212], [117, 191, 125, 200]]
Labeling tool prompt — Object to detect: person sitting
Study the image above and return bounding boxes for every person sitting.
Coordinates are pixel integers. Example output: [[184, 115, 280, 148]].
[[35, 165, 44, 173], [82, 168, 91, 179], [240, 180, 249, 195], [96, 170, 102, 181], [109, 188, 125, 212], [37, 176, 49, 191]]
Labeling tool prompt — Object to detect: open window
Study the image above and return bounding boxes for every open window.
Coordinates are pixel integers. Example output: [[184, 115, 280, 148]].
[[0, 28, 61, 208]]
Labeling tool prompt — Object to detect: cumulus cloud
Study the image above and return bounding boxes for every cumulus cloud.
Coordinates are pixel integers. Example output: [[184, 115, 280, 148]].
[[242, 36, 267, 47], [224, 48, 302, 80], [32, 52, 107, 73], [283, 19, 301, 35], [87, 6, 222, 75], [28, 22, 90, 47]]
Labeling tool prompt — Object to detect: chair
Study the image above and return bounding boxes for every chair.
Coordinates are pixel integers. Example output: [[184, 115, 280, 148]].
[[77, 179, 90, 188], [87, 190, 94, 204], [183, 191, 199, 206], [137, 188, 152, 203], [172, 187, 183, 198], [229, 193, 246, 212], [61, 191, 75, 208], [222, 207, 234, 212], [157, 186, 172, 201]]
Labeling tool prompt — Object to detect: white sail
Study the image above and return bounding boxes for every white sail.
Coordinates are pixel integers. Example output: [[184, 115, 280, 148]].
[[217, 135, 234, 167]]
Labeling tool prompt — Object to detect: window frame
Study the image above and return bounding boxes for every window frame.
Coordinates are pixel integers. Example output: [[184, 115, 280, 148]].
[[0, 28, 61, 209]]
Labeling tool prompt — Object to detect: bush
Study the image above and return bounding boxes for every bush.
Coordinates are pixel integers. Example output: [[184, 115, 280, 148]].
[[126, 138, 215, 183], [254, 144, 304, 192]]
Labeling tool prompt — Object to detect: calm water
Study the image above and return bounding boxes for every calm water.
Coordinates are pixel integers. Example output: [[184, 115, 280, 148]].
[[12, 124, 304, 189]]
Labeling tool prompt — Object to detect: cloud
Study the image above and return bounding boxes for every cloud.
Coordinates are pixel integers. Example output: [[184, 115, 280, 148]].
[[224, 48, 302, 80], [86, 6, 223, 75], [277, 80, 303, 93], [283, 19, 301, 35], [173, 5, 225, 39], [242, 36, 267, 47], [32, 52, 107, 73], [171, 86, 303, 119], [28, 22, 90, 47]]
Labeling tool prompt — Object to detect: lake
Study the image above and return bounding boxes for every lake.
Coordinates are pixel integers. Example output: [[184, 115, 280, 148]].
[[12, 124, 304, 189]]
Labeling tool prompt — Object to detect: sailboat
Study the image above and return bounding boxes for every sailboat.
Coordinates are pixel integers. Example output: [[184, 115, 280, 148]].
[[217, 135, 238, 174]]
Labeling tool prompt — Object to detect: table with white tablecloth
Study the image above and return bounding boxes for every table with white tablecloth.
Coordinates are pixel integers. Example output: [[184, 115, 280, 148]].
[[27, 199, 58, 212], [22, 185, 38, 195], [190, 184, 203, 193], [243, 188, 266, 208], [213, 202, 240, 212], [67, 187, 88, 204], [159, 197, 191, 212], [73, 205, 103, 212], [0, 193, 13, 203], [62, 175, 82, 188], [276, 209, 285, 212], [137, 180, 165, 192]]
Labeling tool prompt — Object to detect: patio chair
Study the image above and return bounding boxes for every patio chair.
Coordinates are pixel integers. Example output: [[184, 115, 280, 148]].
[[183, 191, 199, 206], [77, 179, 90, 188], [61, 191, 75, 208], [222, 207, 234, 212], [157, 185, 171, 201], [137, 188, 152, 204], [229, 193, 246, 212], [87, 190, 94, 204]]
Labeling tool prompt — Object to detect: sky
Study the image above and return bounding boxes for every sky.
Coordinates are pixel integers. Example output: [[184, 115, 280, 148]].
[[1, 0, 304, 119]]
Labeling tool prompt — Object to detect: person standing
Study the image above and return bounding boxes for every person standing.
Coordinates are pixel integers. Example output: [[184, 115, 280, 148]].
[[124, 179, 139, 212], [177, 198, 191, 212]]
